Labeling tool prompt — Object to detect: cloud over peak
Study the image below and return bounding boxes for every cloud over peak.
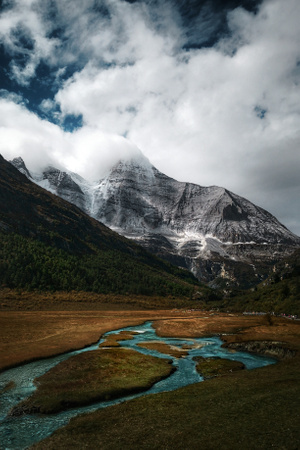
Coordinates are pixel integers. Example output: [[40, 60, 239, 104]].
[[0, 0, 299, 234]]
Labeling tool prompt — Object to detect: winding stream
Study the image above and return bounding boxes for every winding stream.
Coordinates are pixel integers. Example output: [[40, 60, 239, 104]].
[[0, 321, 276, 449]]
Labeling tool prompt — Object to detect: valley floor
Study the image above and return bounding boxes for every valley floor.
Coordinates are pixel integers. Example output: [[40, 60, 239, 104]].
[[0, 293, 299, 449]]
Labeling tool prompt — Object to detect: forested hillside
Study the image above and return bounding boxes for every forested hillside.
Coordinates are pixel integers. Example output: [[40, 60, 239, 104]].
[[0, 155, 199, 298]]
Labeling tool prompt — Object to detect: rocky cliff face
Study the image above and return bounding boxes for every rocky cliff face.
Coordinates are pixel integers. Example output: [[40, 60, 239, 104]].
[[11, 154, 300, 287]]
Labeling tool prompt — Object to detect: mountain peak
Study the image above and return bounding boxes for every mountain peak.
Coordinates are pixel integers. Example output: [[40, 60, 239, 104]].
[[107, 153, 153, 179], [10, 153, 300, 287], [10, 156, 32, 179], [101, 149, 154, 180]]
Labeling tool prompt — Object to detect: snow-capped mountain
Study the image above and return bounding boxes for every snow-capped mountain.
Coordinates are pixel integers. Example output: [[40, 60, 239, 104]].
[[10, 154, 300, 287]]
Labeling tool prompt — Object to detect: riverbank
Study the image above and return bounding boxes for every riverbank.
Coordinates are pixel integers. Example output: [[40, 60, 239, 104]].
[[35, 312, 300, 450], [34, 349, 300, 450], [10, 348, 174, 416], [0, 310, 190, 373], [0, 309, 269, 373], [1, 308, 299, 449]]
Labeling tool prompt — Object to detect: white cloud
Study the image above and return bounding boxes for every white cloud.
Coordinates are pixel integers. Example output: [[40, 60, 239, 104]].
[[0, 98, 64, 171], [0, 0, 59, 85], [66, 127, 144, 180], [0, 97, 142, 180], [0, 0, 299, 234], [54, 0, 300, 234], [39, 98, 56, 113]]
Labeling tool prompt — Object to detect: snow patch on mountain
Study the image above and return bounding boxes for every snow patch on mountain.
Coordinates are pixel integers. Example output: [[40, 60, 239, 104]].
[[10, 154, 300, 286]]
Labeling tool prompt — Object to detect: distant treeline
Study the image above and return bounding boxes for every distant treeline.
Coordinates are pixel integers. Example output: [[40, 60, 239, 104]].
[[0, 232, 198, 297]]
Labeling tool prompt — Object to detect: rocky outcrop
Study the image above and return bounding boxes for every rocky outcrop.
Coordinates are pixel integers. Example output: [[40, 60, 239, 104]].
[[225, 341, 297, 360], [10, 156, 32, 179], [40, 167, 87, 213]]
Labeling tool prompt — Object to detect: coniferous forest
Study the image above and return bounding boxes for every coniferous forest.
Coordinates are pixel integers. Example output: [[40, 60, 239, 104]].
[[0, 232, 198, 297]]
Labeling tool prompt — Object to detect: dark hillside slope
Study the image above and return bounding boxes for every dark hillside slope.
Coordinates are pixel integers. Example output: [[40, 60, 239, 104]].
[[212, 249, 300, 315], [0, 154, 126, 254], [0, 155, 199, 296]]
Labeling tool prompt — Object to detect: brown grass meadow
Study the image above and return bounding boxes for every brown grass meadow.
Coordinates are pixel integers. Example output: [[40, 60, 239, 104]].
[[1, 290, 300, 449]]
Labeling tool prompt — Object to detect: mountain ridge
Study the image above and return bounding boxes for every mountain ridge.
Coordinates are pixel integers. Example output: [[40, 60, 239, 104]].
[[10, 154, 300, 288], [0, 153, 199, 297]]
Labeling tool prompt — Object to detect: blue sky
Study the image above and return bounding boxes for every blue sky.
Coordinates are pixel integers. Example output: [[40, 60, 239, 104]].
[[0, 0, 299, 235]]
